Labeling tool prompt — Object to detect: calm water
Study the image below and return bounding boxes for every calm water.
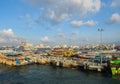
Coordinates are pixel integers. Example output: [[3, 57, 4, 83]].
[[0, 64, 120, 84]]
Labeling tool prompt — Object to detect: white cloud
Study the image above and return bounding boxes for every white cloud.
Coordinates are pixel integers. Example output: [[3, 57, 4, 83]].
[[71, 20, 97, 27], [111, 0, 120, 7], [71, 21, 84, 27], [107, 13, 120, 24], [23, 0, 101, 24], [0, 38, 6, 43], [0, 29, 14, 37], [41, 36, 50, 42], [85, 20, 97, 26], [0, 29, 26, 45], [43, 10, 68, 24]]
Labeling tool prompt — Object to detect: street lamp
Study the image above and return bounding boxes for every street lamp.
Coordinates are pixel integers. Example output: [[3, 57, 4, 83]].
[[98, 28, 104, 47], [98, 28, 104, 66]]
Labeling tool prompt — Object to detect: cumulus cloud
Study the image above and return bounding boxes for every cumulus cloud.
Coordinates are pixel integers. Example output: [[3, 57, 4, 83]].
[[85, 20, 97, 26], [71, 20, 97, 27], [107, 13, 120, 24], [70, 21, 84, 27], [0, 29, 14, 37], [0, 29, 26, 45], [111, 0, 120, 8], [0, 38, 6, 43], [23, 0, 101, 25], [41, 36, 50, 42], [43, 10, 68, 24]]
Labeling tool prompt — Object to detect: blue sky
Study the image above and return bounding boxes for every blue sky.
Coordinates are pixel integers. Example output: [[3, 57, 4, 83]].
[[0, 0, 120, 46]]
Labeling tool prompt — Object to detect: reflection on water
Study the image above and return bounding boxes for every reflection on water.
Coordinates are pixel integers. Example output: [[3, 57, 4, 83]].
[[0, 64, 120, 84]]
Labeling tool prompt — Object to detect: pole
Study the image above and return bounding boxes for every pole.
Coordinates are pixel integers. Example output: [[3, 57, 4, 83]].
[[98, 28, 104, 66], [98, 29, 103, 48], [100, 30, 102, 46]]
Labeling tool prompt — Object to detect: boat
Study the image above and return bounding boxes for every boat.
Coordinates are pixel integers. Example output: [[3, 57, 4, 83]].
[[110, 60, 120, 75], [0, 51, 34, 66]]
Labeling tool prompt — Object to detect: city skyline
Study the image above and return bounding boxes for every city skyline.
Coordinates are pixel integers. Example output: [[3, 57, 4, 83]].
[[0, 0, 120, 46]]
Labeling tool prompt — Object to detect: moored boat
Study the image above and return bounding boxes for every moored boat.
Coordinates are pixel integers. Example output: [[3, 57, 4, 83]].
[[0, 51, 34, 66], [110, 60, 120, 75]]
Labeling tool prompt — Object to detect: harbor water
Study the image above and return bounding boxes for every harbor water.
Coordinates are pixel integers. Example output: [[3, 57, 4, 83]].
[[0, 64, 120, 84]]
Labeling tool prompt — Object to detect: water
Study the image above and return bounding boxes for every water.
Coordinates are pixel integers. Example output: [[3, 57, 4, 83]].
[[0, 64, 120, 84]]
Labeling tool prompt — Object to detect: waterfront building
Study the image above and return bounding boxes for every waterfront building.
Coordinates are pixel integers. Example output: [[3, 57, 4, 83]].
[[19, 42, 34, 51]]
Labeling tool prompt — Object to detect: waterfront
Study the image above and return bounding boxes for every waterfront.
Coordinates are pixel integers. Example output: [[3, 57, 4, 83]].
[[0, 64, 120, 84]]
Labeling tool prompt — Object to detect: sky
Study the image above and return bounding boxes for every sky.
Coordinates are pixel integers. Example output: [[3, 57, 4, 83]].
[[0, 0, 120, 46]]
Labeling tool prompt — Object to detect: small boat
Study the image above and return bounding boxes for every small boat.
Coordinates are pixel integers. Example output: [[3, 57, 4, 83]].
[[89, 55, 110, 63], [110, 60, 120, 75], [0, 51, 34, 66]]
